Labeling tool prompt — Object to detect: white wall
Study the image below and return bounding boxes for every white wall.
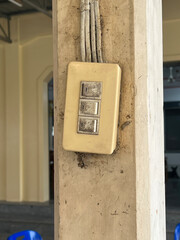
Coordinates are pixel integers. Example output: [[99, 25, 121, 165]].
[[0, 46, 6, 199], [0, 13, 53, 202], [163, 0, 180, 61]]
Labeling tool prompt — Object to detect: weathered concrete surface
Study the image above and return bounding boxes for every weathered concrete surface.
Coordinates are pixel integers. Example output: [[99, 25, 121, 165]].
[[134, 0, 166, 239], [53, 0, 165, 239]]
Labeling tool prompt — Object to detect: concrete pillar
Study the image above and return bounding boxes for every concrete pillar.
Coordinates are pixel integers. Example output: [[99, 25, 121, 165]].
[[5, 43, 23, 201], [0, 46, 6, 200], [53, 0, 166, 239]]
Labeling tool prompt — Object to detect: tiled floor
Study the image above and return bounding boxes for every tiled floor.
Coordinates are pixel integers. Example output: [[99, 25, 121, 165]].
[[166, 179, 180, 239], [0, 181, 179, 240], [0, 201, 54, 240], [166, 179, 180, 209]]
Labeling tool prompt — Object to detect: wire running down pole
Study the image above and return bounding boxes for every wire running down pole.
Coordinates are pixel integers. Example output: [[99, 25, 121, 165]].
[[80, 0, 103, 63], [80, 0, 86, 62]]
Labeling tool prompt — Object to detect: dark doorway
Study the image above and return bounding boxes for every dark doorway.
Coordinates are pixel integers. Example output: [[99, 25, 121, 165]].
[[48, 79, 54, 200], [164, 62, 180, 239]]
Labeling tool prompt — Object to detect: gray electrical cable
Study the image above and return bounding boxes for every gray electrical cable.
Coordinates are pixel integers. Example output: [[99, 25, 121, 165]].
[[85, 0, 91, 62], [80, 0, 86, 62], [80, 0, 103, 63], [94, 0, 103, 63], [91, 0, 97, 62]]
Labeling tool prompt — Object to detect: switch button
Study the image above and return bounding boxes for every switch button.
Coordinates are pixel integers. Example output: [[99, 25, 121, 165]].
[[79, 99, 100, 116], [80, 81, 102, 99], [78, 117, 99, 135]]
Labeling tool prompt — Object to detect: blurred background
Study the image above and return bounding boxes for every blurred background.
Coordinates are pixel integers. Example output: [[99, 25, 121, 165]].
[[163, 1, 180, 239], [0, 1, 53, 239], [0, 0, 180, 239]]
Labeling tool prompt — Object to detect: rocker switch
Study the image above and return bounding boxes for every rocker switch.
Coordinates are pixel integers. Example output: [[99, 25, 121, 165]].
[[79, 99, 100, 116], [80, 82, 102, 99]]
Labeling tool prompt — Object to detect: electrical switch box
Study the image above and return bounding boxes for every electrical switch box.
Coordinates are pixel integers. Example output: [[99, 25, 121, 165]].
[[63, 62, 121, 154]]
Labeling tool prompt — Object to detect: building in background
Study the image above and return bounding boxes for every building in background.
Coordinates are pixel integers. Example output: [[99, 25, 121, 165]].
[[163, 0, 180, 238], [0, 10, 53, 202], [0, 0, 180, 239], [0, 1, 53, 238]]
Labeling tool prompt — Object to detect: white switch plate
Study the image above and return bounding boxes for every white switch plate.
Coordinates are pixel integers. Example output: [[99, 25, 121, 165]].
[[63, 62, 121, 154]]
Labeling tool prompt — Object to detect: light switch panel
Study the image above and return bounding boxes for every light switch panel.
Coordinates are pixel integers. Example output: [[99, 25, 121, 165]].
[[63, 62, 121, 154]]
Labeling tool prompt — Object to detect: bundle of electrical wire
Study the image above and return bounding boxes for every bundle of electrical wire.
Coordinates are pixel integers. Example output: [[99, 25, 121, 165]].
[[80, 0, 103, 63]]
